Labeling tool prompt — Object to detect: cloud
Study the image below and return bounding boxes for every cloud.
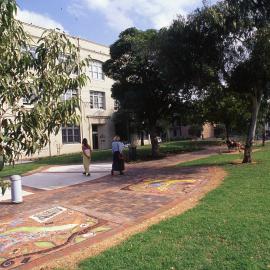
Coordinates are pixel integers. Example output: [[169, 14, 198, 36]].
[[16, 8, 67, 32], [67, 2, 87, 18], [68, 0, 212, 32]]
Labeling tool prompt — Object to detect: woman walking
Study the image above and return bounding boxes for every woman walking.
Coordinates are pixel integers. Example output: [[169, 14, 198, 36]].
[[82, 138, 92, 176], [111, 136, 125, 175]]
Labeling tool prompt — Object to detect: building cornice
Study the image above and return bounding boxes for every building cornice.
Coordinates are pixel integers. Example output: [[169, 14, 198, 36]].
[[20, 21, 110, 57]]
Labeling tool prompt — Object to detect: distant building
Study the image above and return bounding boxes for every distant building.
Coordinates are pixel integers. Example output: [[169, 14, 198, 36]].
[[166, 123, 215, 141], [22, 22, 116, 157]]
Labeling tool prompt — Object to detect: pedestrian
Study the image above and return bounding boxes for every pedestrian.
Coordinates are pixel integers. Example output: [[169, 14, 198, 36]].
[[111, 135, 125, 175], [82, 138, 92, 176]]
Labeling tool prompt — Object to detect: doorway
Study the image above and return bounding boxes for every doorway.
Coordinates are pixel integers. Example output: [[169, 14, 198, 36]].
[[92, 124, 99, 149]]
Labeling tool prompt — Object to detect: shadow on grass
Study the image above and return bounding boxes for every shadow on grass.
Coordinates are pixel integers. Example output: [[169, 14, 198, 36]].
[[179, 161, 235, 168], [176, 153, 244, 169]]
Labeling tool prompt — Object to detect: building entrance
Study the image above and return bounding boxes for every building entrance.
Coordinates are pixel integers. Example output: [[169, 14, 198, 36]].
[[92, 124, 99, 149]]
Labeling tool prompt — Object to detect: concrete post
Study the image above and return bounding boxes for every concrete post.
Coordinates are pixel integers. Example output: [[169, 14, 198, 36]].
[[0, 155, 4, 171], [10, 175, 23, 203]]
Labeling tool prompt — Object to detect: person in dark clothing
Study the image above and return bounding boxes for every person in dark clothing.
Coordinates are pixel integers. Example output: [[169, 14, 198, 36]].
[[111, 135, 125, 175]]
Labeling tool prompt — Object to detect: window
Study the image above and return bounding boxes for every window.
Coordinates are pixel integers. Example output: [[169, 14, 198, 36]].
[[29, 46, 37, 58], [89, 61, 104, 80], [58, 54, 67, 63], [21, 45, 37, 58], [90, 91, 105, 109], [58, 54, 78, 74], [22, 93, 37, 105], [61, 89, 77, 101], [62, 125, 81, 144], [22, 96, 31, 105]]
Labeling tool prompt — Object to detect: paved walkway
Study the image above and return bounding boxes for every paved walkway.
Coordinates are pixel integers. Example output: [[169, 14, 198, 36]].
[[22, 163, 112, 190], [0, 146, 226, 270]]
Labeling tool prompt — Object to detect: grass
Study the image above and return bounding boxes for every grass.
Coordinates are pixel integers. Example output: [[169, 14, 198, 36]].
[[127, 140, 221, 161], [0, 140, 220, 179], [78, 145, 270, 270]]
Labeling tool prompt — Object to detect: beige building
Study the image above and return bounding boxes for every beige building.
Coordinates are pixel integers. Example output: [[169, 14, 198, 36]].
[[22, 23, 116, 157], [166, 123, 215, 140]]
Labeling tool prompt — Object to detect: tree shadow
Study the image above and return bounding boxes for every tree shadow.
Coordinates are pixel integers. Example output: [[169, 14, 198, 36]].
[[176, 161, 235, 169], [0, 201, 13, 205]]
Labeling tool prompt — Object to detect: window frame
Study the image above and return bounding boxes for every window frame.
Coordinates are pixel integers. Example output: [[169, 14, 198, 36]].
[[61, 89, 77, 101], [89, 60, 105, 81], [62, 125, 81, 144], [90, 90, 106, 110]]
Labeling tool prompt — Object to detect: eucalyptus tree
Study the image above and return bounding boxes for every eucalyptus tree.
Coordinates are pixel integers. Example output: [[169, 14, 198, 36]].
[[0, 0, 89, 165], [103, 28, 181, 157], [161, 1, 270, 163], [203, 0, 270, 162], [257, 98, 270, 146], [222, 0, 270, 162], [196, 0, 270, 162]]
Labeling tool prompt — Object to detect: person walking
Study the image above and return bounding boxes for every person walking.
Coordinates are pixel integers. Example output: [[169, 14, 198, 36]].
[[82, 138, 92, 176], [111, 136, 125, 175]]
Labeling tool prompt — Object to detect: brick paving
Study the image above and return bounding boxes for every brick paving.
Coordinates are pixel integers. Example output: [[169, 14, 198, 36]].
[[0, 146, 224, 270]]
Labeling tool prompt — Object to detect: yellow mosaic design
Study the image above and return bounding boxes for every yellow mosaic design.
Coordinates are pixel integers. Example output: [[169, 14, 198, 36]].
[[131, 179, 197, 192]]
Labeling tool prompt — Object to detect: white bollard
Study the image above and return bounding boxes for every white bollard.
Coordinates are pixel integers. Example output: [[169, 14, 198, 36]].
[[10, 175, 23, 203]]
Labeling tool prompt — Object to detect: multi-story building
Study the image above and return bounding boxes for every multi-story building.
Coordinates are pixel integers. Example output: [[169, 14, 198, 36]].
[[22, 22, 116, 157]]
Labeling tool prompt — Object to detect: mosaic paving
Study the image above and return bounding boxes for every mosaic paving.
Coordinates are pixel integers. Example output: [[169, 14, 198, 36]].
[[122, 178, 207, 195], [0, 207, 112, 269]]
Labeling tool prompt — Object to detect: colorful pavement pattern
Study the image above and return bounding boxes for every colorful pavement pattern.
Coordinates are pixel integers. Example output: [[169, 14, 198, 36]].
[[123, 178, 206, 194], [0, 207, 112, 269], [0, 146, 224, 269]]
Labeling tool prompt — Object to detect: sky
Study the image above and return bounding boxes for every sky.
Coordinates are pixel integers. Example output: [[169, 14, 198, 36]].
[[16, 0, 218, 46]]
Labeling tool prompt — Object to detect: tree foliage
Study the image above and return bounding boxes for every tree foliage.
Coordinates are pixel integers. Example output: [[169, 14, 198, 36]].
[[199, 86, 250, 139], [103, 28, 182, 157], [0, 0, 89, 163], [159, 1, 270, 163], [224, 2, 270, 162], [105, 1, 270, 163]]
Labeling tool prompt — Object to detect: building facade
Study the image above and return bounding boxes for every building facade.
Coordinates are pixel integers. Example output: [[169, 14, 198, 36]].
[[166, 123, 215, 141], [22, 23, 116, 157]]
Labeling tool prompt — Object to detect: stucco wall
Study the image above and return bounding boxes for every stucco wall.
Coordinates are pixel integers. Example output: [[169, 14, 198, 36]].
[[202, 123, 215, 139]]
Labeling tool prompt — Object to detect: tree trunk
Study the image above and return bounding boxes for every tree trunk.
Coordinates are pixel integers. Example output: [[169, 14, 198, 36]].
[[243, 93, 262, 163], [225, 124, 230, 141], [0, 135, 3, 171], [0, 154, 4, 171], [48, 133, 52, 157], [140, 131, 144, 146], [150, 128, 159, 158], [262, 124, 266, 146], [166, 129, 171, 141]]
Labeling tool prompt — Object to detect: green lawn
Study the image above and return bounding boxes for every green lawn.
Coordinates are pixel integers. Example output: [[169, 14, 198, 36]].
[[0, 140, 220, 179], [128, 140, 220, 161], [79, 146, 270, 270]]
